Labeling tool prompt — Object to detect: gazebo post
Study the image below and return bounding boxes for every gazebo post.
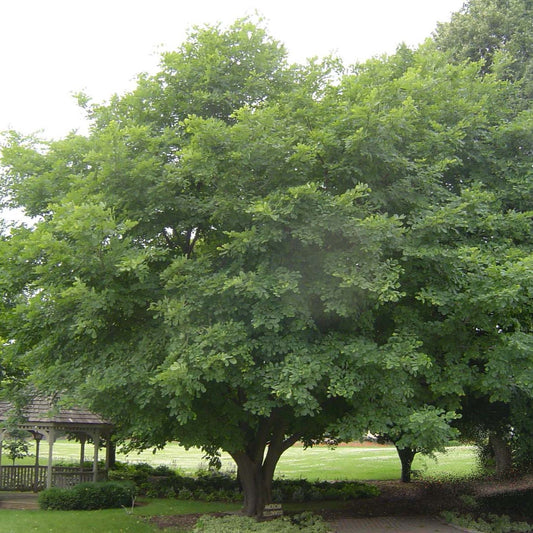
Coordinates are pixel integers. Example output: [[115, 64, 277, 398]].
[[0, 429, 4, 486], [33, 432, 42, 492], [105, 435, 111, 473], [46, 428, 55, 489], [92, 431, 100, 482], [79, 435, 86, 471]]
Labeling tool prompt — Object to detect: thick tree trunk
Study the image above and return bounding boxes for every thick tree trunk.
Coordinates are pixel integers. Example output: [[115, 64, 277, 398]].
[[230, 421, 300, 518], [489, 433, 513, 477], [395, 446, 417, 483], [232, 453, 269, 517]]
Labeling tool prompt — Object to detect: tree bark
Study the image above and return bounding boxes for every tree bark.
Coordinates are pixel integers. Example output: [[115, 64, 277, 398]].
[[395, 446, 417, 483], [232, 452, 268, 517], [489, 433, 513, 477], [230, 420, 300, 517]]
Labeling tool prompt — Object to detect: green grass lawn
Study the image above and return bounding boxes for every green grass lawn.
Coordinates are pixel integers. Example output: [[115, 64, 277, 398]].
[[277, 444, 477, 480], [0, 507, 156, 533], [0, 499, 241, 532], [3, 440, 478, 481]]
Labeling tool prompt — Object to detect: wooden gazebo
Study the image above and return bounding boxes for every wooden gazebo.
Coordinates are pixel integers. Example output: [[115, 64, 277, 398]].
[[0, 396, 113, 491]]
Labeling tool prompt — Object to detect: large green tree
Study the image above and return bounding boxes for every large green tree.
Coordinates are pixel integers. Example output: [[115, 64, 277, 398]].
[[0, 20, 430, 516], [1, 11, 531, 513], [432, 1, 533, 470]]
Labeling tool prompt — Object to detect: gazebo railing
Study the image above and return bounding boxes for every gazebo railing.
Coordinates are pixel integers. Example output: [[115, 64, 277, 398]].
[[0, 465, 46, 491], [0, 466, 107, 491], [52, 467, 107, 489]]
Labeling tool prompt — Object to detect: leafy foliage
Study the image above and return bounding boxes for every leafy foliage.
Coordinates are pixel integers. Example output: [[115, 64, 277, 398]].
[[108, 462, 378, 503], [441, 511, 533, 533], [38, 481, 136, 510], [434, 0, 533, 89], [0, 7, 531, 515], [193, 513, 331, 533], [271, 478, 379, 503]]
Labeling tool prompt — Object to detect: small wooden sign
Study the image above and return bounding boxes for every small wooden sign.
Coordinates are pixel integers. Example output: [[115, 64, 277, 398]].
[[263, 503, 283, 517]]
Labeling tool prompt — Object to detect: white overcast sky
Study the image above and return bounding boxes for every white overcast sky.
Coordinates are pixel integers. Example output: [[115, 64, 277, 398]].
[[0, 0, 465, 140]]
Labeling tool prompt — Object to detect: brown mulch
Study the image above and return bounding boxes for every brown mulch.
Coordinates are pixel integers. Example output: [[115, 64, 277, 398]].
[[319, 479, 470, 520], [146, 474, 533, 530], [470, 473, 533, 497], [322, 474, 533, 519]]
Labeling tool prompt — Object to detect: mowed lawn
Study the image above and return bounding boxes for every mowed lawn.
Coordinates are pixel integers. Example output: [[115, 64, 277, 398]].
[[277, 444, 477, 480], [0, 500, 243, 533], [8, 440, 478, 481]]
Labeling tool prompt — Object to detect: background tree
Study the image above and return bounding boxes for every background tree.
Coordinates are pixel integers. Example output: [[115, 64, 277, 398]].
[[376, 407, 459, 483], [2, 432, 31, 465], [433, 0, 533, 92], [0, 404, 34, 466], [312, 41, 532, 477], [432, 1, 533, 459], [403, 186, 532, 476]]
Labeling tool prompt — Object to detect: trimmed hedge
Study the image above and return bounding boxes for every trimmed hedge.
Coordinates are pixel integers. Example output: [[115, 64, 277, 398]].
[[271, 478, 379, 502], [38, 481, 136, 510], [109, 463, 242, 500], [108, 462, 379, 502]]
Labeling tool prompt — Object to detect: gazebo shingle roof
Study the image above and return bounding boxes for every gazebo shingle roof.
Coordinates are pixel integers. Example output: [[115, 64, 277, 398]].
[[0, 396, 112, 427]]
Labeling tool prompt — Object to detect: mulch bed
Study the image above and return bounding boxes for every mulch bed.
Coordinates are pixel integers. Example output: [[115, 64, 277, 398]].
[[319, 479, 470, 519], [322, 475, 533, 519]]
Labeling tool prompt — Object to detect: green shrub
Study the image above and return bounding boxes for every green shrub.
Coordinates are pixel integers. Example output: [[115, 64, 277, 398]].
[[109, 463, 378, 503], [153, 464, 175, 476], [38, 487, 79, 510], [54, 459, 106, 469], [271, 479, 379, 502], [195, 469, 238, 491], [110, 464, 242, 501], [38, 481, 136, 510], [193, 512, 331, 532], [178, 487, 194, 500]]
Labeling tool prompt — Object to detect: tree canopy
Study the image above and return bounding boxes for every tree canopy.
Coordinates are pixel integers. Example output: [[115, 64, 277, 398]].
[[1, 10, 532, 516], [434, 0, 533, 93]]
